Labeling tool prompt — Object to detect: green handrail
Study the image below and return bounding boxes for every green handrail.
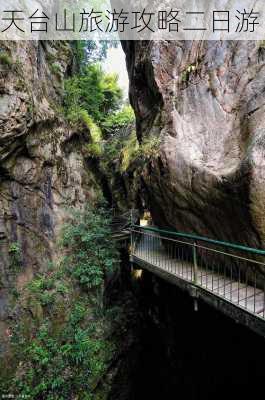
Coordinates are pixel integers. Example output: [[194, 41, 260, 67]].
[[132, 224, 265, 256]]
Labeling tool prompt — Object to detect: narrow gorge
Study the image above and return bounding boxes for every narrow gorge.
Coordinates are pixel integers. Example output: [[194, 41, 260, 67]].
[[0, 39, 265, 399]]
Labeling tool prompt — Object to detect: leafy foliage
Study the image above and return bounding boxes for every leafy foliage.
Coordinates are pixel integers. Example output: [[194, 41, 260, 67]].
[[100, 132, 161, 175], [64, 42, 135, 163], [138, 136, 161, 159], [28, 275, 55, 293], [101, 130, 138, 171], [0, 52, 12, 66], [120, 131, 140, 171], [180, 64, 197, 82], [9, 242, 22, 270], [12, 315, 111, 399], [72, 40, 119, 71], [4, 205, 118, 399], [82, 111, 103, 157], [102, 105, 135, 136], [61, 204, 119, 290], [64, 64, 134, 158], [50, 62, 62, 77], [64, 63, 123, 125]]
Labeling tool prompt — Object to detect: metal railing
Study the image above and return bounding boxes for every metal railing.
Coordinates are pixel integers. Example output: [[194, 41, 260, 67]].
[[111, 209, 139, 233], [131, 225, 265, 320]]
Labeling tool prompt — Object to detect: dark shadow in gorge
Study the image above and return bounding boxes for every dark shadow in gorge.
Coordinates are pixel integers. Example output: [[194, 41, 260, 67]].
[[119, 269, 265, 400]]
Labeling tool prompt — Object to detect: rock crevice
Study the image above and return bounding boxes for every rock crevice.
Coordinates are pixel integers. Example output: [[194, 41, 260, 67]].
[[123, 40, 265, 248]]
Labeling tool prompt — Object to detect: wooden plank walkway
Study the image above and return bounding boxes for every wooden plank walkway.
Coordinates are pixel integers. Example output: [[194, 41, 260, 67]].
[[133, 235, 265, 318]]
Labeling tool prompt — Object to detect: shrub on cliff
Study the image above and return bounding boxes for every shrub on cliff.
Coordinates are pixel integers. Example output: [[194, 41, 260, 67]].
[[5, 204, 119, 399], [102, 104, 135, 136], [61, 204, 119, 290], [64, 63, 122, 125]]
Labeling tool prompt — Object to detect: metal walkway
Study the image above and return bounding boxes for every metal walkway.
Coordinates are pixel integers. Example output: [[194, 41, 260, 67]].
[[111, 210, 138, 241], [130, 225, 265, 336]]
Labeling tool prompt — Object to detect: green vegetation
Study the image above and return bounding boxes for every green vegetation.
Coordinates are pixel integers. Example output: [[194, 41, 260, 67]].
[[81, 111, 103, 158], [0, 52, 12, 67], [101, 132, 161, 175], [64, 62, 126, 155], [119, 131, 139, 171], [2, 204, 119, 399], [61, 39, 136, 167], [0, 40, 161, 398], [72, 40, 119, 71], [27, 275, 56, 307], [12, 314, 111, 399], [181, 63, 197, 82], [8, 242, 22, 271], [72, 40, 87, 70], [102, 104, 135, 135], [64, 63, 123, 126], [50, 62, 62, 77], [60, 205, 118, 290], [64, 61, 135, 160], [119, 134, 161, 169], [139, 136, 161, 159]]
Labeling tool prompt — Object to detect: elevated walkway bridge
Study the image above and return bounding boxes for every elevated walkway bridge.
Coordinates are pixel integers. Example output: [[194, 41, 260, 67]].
[[129, 224, 265, 338]]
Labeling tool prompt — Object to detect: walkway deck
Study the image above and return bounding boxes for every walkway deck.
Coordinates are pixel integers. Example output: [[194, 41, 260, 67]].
[[130, 226, 265, 336]]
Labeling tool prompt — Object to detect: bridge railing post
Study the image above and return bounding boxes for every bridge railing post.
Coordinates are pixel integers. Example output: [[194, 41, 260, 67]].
[[130, 210, 134, 255], [193, 241, 198, 285], [130, 209, 133, 227], [130, 228, 134, 255]]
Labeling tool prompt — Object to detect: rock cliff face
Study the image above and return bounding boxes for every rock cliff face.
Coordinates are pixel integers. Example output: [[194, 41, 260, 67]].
[[122, 41, 265, 248], [0, 41, 100, 339]]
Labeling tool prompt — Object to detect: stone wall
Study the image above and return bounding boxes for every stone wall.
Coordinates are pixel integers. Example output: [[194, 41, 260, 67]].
[[0, 41, 100, 341], [122, 41, 265, 249]]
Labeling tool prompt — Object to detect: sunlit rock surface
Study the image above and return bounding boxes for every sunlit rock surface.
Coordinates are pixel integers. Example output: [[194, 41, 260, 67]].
[[122, 41, 265, 248], [0, 41, 99, 340]]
